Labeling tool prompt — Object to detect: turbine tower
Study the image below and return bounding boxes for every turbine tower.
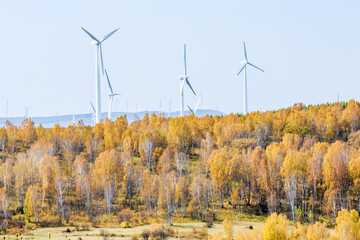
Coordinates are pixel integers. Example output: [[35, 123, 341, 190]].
[[104, 69, 121, 120], [179, 44, 196, 116], [168, 99, 172, 118], [236, 42, 264, 115], [81, 27, 119, 124], [72, 110, 75, 125]]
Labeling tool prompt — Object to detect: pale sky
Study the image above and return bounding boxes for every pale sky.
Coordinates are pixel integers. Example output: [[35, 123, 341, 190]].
[[0, 0, 359, 117]]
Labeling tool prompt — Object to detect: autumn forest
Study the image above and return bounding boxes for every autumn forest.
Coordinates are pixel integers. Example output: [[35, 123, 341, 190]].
[[1, 101, 360, 234]]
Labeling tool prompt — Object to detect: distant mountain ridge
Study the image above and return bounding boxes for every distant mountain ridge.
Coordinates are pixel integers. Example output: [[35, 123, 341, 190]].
[[0, 109, 226, 128]]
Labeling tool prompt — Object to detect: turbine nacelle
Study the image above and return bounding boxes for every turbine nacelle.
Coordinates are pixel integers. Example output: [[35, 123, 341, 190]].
[[108, 92, 122, 97], [240, 60, 247, 65], [91, 40, 99, 45], [180, 75, 189, 81]]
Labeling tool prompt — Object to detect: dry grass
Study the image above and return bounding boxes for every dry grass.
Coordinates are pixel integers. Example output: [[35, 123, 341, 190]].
[[0, 221, 263, 240], [0, 220, 335, 239]]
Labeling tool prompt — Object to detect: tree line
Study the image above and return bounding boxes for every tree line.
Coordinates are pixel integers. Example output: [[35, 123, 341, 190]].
[[0, 100, 360, 230]]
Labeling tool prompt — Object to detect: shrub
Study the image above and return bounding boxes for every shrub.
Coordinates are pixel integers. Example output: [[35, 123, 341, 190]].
[[306, 222, 329, 240], [25, 221, 36, 230], [1, 219, 9, 232], [208, 230, 223, 240], [11, 215, 26, 229], [38, 214, 61, 227], [131, 234, 139, 240], [222, 219, 233, 240], [93, 214, 118, 227], [117, 209, 148, 227], [142, 229, 150, 240], [308, 210, 314, 223], [6, 227, 23, 235], [261, 213, 288, 240], [151, 225, 174, 239], [69, 213, 90, 227], [234, 228, 262, 240], [289, 222, 306, 240], [295, 206, 303, 222], [117, 209, 133, 223], [235, 230, 249, 240], [190, 227, 208, 239], [120, 221, 130, 228]]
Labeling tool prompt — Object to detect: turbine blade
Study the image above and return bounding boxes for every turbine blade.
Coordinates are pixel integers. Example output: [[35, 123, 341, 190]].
[[100, 44, 104, 75], [81, 27, 99, 42], [105, 70, 114, 94], [186, 79, 196, 95], [248, 62, 264, 72], [236, 64, 246, 76], [90, 102, 96, 113], [194, 97, 201, 113], [243, 42, 248, 61], [187, 105, 194, 113], [102, 28, 119, 42], [184, 44, 187, 75]]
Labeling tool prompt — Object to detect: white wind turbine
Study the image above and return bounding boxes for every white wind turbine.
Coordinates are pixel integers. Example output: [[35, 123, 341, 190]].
[[104, 69, 121, 120], [81, 27, 119, 124], [187, 95, 201, 116], [236, 42, 264, 115], [168, 99, 173, 118], [90, 101, 96, 126], [179, 44, 196, 116]]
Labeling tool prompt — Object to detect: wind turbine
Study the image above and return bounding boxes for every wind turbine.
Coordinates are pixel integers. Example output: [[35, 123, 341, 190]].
[[24, 107, 28, 119], [90, 101, 96, 126], [168, 99, 172, 118], [104, 69, 121, 120], [236, 42, 264, 115], [187, 95, 201, 116], [81, 27, 119, 124], [179, 44, 196, 117]]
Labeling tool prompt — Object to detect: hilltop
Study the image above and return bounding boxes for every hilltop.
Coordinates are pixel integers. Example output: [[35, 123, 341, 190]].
[[0, 109, 225, 128]]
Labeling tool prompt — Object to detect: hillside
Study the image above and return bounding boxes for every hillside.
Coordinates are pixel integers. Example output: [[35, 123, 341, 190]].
[[0, 101, 359, 238]]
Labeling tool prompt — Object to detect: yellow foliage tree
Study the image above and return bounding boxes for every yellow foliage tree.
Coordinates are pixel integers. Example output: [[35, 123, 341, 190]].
[[24, 185, 42, 227], [208, 230, 223, 240], [261, 213, 288, 240], [289, 222, 306, 240], [222, 219, 233, 240], [306, 222, 329, 240], [335, 209, 360, 240]]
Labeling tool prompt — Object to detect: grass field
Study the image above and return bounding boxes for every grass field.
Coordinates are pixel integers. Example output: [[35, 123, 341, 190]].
[[0, 221, 264, 240], [0, 220, 336, 239]]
